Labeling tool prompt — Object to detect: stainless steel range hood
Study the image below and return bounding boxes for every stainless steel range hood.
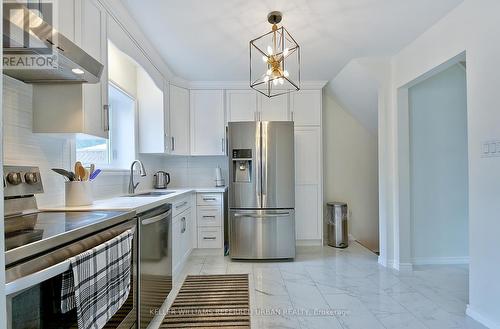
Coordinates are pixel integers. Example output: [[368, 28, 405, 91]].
[[3, 4, 103, 84]]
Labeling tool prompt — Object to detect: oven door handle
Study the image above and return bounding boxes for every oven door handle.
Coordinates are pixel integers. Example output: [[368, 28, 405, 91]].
[[6, 259, 71, 295]]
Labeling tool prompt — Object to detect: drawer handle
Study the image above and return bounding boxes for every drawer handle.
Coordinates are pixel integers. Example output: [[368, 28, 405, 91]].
[[203, 197, 217, 201], [176, 201, 188, 209], [202, 216, 216, 219], [203, 236, 217, 240]]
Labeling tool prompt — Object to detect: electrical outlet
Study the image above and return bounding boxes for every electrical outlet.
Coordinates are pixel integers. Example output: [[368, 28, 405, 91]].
[[481, 140, 500, 158]]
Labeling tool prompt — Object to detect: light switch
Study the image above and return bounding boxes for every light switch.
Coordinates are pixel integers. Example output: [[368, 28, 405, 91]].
[[482, 140, 500, 157], [490, 142, 497, 153], [483, 142, 490, 154]]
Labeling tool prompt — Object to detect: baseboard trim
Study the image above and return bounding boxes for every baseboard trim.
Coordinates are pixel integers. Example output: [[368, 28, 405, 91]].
[[387, 259, 413, 272], [296, 239, 323, 246], [412, 256, 469, 265], [466, 305, 500, 329]]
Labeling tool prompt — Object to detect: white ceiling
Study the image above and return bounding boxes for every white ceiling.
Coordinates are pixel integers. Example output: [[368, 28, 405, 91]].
[[122, 0, 463, 81]]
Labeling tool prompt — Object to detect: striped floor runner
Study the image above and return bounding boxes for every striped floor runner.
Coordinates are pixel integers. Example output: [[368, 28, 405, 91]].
[[161, 274, 250, 328]]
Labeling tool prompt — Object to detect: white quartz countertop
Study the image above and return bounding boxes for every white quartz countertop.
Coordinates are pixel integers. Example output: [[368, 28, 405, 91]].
[[41, 187, 227, 213]]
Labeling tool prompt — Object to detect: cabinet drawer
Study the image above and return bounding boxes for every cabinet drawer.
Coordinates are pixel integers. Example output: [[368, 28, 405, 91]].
[[172, 196, 192, 217], [197, 227, 222, 248], [196, 193, 222, 206], [197, 206, 222, 227]]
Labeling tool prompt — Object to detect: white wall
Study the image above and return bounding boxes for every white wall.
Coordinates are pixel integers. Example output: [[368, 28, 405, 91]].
[[409, 64, 468, 264], [379, 1, 500, 327], [323, 91, 379, 251]]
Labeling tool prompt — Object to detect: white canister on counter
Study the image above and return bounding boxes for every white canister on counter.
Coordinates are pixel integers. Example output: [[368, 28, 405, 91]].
[[215, 166, 225, 187], [65, 181, 93, 206]]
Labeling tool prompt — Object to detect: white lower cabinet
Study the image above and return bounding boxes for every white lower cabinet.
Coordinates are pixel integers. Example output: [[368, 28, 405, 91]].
[[172, 196, 194, 274], [196, 192, 224, 249]]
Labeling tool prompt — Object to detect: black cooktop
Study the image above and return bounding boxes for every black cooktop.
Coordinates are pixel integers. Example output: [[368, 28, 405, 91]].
[[4, 210, 135, 265]]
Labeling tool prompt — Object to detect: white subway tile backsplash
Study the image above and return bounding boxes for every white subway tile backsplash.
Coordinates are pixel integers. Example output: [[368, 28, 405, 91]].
[[3, 76, 227, 207]]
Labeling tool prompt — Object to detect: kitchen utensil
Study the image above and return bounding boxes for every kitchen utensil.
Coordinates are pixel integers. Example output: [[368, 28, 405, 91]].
[[153, 171, 170, 189], [89, 169, 101, 181], [83, 168, 90, 181], [75, 162, 86, 181], [52, 168, 76, 181]]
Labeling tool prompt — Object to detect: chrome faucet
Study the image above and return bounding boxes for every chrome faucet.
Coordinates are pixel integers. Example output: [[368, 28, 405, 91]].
[[128, 160, 147, 194]]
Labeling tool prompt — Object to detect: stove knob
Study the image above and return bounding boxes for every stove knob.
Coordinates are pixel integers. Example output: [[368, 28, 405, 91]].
[[6, 172, 22, 185], [24, 172, 39, 185]]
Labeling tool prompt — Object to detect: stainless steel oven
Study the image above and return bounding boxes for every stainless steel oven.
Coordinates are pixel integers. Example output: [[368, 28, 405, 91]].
[[3, 165, 138, 329], [5, 217, 138, 329]]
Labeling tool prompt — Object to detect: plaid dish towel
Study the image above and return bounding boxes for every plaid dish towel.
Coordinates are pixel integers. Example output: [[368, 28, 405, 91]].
[[61, 229, 134, 329]]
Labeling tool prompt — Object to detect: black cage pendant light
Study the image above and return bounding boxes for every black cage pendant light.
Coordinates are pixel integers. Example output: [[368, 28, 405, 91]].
[[250, 11, 300, 97]]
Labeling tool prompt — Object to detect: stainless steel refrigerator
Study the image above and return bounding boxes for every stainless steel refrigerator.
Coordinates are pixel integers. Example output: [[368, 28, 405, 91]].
[[228, 121, 295, 259]]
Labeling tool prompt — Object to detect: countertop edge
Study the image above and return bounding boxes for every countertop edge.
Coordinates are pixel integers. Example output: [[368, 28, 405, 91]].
[[40, 187, 228, 212]]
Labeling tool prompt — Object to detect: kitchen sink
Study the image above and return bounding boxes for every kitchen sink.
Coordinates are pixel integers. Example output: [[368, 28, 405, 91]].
[[125, 191, 176, 197]]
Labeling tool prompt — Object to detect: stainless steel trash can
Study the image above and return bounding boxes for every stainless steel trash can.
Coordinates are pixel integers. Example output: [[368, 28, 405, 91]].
[[327, 202, 348, 248]]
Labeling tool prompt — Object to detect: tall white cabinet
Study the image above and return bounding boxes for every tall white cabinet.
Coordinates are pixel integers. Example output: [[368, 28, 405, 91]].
[[292, 90, 323, 242]]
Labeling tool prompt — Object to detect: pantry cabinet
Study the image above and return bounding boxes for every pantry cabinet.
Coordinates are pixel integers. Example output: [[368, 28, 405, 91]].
[[294, 126, 322, 240], [190, 90, 225, 156]]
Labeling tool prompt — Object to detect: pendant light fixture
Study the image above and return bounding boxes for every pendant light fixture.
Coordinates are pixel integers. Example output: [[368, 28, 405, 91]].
[[250, 11, 300, 97]]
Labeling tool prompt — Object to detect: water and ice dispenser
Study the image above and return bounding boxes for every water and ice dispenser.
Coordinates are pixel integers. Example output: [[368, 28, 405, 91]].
[[232, 149, 252, 183]]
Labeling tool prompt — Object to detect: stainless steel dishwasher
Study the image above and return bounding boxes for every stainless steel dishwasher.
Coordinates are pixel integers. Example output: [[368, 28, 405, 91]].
[[138, 203, 172, 328]]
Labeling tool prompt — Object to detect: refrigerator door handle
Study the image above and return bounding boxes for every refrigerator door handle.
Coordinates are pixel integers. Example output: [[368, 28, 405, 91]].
[[261, 122, 267, 198], [256, 122, 262, 204], [233, 212, 291, 218]]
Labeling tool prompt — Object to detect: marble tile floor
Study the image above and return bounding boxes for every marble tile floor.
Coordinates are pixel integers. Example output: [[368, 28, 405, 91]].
[[169, 243, 486, 329]]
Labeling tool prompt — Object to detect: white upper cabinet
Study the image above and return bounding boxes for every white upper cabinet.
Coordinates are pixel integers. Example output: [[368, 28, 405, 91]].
[[258, 93, 290, 121], [190, 90, 225, 156], [226, 90, 258, 123], [291, 90, 322, 126], [32, 0, 109, 138], [170, 85, 190, 155], [75, 0, 109, 139], [137, 69, 166, 153]]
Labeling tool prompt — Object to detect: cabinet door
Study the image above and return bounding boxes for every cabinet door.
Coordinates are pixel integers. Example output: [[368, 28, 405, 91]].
[[181, 210, 193, 258], [170, 85, 190, 155], [294, 127, 321, 185], [76, 0, 108, 139], [295, 185, 321, 239], [294, 127, 322, 240], [226, 90, 257, 123], [172, 217, 182, 271], [258, 93, 289, 121], [137, 70, 166, 153], [190, 90, 225, 155], [291, 90, 322, 126]]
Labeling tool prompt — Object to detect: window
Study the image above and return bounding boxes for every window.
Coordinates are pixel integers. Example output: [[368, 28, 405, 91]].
[[76, 84, 136, 169]]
